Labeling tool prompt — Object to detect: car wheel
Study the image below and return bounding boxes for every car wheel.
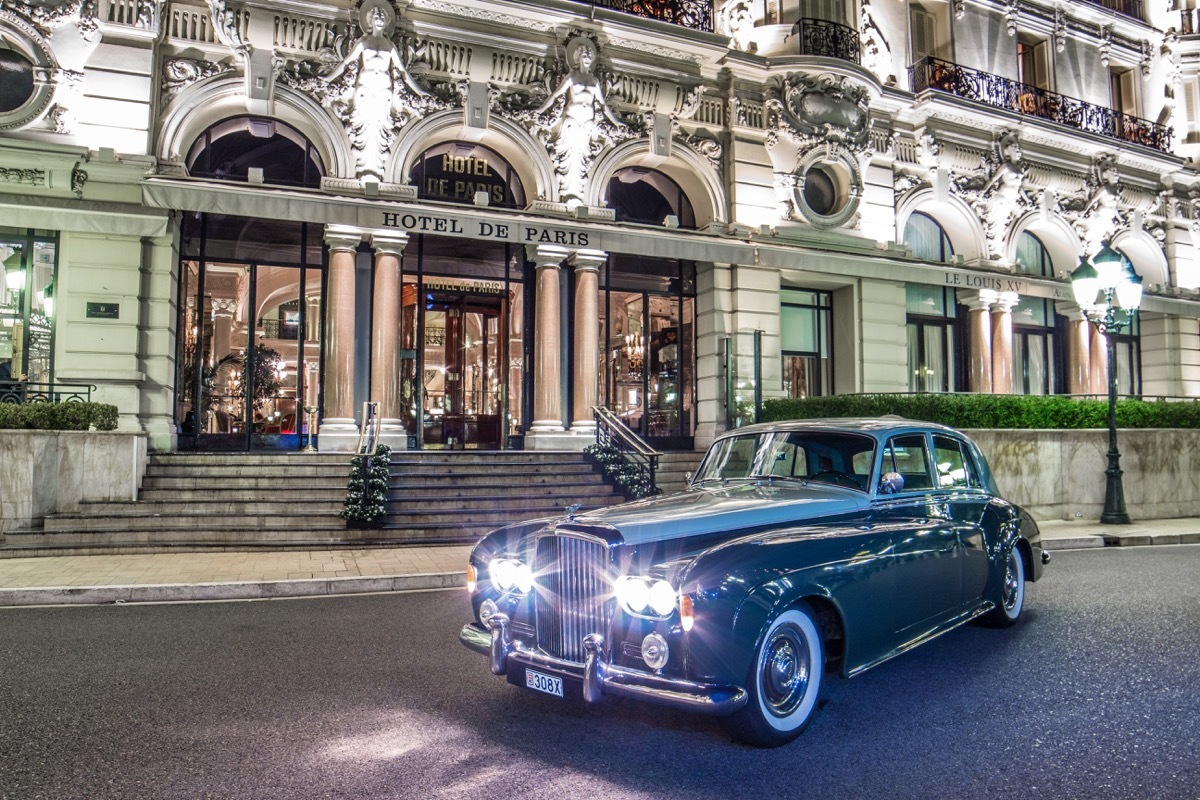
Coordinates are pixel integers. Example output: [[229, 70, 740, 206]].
[[982, 545, 1025, 628], [723, 602, 824, 747]]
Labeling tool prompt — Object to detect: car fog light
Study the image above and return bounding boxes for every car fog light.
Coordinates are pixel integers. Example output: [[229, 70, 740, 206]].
[[642, 632, 669, 670], [649, 580, 676, 616], [480, 599, 499, 629]]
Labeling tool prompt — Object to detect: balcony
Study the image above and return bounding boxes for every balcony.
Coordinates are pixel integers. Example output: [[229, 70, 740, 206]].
[[792, 17, 860, 65], [1078, 0, 1143, 22], [910, 57, 1172, 153], [580, 0, 713, 32]]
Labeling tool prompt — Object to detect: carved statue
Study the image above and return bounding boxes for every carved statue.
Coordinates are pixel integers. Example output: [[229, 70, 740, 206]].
[[323, 0, 427, 180], [532, 36, 625, 206], [859, 0, 895, 85], [1063, 155, 1124, 258], [717, 0, 756, 52], [956, 131, 1029, 260]]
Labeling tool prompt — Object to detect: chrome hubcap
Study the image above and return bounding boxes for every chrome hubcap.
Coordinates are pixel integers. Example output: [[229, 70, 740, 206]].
[[1003, 552, 1020, 610], [761, 625, 810, 716]]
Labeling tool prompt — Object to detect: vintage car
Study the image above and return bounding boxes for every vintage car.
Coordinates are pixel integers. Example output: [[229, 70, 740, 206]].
[[459, 418, 1049, 746]]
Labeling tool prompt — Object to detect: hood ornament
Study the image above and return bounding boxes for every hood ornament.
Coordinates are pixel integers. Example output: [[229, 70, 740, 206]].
[[565, 503, 582, 520]]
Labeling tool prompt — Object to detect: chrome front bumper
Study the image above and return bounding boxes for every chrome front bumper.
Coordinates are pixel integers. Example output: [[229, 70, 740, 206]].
[[459, 614, 747, 717]]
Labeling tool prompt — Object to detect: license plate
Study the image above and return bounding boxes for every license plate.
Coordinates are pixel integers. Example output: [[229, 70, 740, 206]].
[[525, 668, 564, 698]]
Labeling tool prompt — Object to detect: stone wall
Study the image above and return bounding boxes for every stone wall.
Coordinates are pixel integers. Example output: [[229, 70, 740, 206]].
[[967, 429, 1200, 521], [0, 431, 147, 535]]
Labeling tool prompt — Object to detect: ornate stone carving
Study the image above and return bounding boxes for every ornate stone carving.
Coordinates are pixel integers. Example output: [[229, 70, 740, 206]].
[[764, 72, 871, 156], [684, 130, 723, 174], [207, 0, 251, 61], [716, 0, 755, 52], [0, 168, 46, 186], [161, 58, 233, 108], [8, 0, 98, 41], [953, 130, 1031, 261], [500, 33, 639, 206], [71, 165, 87, 198], [859, 0, 895, 85], [1060, 154, 1125, 259]]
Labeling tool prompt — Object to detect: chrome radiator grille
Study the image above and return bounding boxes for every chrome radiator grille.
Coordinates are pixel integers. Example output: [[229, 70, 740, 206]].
[[533, 534, 613, 663]]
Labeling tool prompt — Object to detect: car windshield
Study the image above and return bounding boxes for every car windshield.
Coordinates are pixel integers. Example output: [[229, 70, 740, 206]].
[[694, 431, 877, 492]]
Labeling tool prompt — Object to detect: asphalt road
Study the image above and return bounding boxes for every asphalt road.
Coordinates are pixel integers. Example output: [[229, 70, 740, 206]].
[[2, 545, 1198, 800]]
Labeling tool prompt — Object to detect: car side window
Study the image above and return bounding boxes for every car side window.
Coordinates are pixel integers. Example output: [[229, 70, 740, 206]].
[[881, 434, 933, 491], [932, 435, 974, 489]]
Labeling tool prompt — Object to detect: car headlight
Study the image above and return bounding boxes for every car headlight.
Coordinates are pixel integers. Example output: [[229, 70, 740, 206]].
[[615, 576, 677, 617], [489, 557, 533, 594]]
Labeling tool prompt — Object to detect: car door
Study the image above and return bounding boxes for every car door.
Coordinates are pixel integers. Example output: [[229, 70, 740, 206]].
[[930, 434, 991, 605], [874, 433, 962, 638]]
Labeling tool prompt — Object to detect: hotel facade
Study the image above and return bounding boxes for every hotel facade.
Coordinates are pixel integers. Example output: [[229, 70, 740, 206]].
[[3, 0, 1200, 456]]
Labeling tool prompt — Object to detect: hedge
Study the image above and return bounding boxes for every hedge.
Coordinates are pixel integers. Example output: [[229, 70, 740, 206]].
[[762, 394, 1200, 429], [0, 402, 120, 431]]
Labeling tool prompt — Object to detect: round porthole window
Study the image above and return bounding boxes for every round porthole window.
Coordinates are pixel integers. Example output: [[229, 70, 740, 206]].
[[791, 150, 862, 230], [802, 165, 840, 217], [0, 49, 35, 114]]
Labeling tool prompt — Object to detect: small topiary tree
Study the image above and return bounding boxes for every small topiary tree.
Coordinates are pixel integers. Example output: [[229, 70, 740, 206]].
[[341, 444, 392, 527]]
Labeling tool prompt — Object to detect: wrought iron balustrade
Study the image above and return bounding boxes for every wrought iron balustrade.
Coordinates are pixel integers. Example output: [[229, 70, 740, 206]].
[[793, 17, 860, 65], [592, 405, 661, 497], [579, 0, 713, 32], [1078, 0, 1143, 21], [0, 380, 96, 405], [910, 57, 1172, 153]]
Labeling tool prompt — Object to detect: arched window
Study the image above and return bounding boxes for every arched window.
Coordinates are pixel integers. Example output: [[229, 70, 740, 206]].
[[605, 168, 696, 229], [186, 117, 324, 189], [1014, 231, 1053, 277], [903, 212, 953, 262], [409, 142, 525, 209]]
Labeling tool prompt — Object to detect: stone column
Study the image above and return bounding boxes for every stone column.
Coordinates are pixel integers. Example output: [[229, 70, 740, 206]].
[[370, 231, 409, 450], [1089, 318, 1108, 395], [528, 245, 568, 438], [320, 227, 362, 451], [1059, 303, 1092, 395], [962, 290, 996, 394], [569, 249, 606, 435], [209, 298, 237, 392], [990, 292, 1018, 394]]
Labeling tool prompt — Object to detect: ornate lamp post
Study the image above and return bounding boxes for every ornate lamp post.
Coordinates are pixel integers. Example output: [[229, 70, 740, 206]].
[[1069, 243, 1143, 525]]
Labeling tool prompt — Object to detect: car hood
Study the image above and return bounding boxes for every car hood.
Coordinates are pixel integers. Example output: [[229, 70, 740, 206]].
[[571, 482, 869, 546]]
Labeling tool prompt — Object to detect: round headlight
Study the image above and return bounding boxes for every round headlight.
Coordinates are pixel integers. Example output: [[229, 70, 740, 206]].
[[514, 562, 534, 594], [490, 558, 516, 591], [616, 576, 650, 613], [642, 632, 669, 670], [649, 580, 676, 616], [479, 599, 499, 629]]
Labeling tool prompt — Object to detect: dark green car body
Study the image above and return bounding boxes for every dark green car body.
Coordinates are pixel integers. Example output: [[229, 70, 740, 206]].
[[461, 418, 1046, 738]]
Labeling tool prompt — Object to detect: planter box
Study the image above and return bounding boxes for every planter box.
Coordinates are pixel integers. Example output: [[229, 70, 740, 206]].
[[0, 431, 148, 534]]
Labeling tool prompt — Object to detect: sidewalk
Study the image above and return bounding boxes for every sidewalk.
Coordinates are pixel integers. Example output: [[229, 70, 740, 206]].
[[1, 519, 1198, 608]]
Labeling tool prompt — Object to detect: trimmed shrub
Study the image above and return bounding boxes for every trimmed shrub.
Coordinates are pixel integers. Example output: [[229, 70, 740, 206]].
[[0, 402, 120, 431], [761, 394, 1200, 429]]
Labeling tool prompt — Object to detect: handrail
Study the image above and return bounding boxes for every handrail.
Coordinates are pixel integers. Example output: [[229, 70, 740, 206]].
[[0, 381, 97, 405], [909, 56, 1172, 153], [592, 406, 662, 496], [792, 17, 861, 65]]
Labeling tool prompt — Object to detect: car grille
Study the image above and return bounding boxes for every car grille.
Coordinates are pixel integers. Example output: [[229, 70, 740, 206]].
[[533, 533, 614, 663]]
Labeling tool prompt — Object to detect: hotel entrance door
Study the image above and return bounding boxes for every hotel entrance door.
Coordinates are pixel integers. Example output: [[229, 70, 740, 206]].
[[416, 287, 505, 449]]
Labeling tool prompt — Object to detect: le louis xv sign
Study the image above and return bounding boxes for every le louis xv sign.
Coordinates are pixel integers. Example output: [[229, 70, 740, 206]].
[[375, 209, 592, 248]]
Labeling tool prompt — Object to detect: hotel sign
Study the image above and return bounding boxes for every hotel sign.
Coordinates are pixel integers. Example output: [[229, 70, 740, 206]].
[[378, 210, 591, 248]]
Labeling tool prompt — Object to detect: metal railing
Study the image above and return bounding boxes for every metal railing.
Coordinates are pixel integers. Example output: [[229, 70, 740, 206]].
[[792, 17, 860, 64], [259, 319, 300, 340], [593, 405, 662, 496], [1079, 0, 1143, 20], [909, 56, 1172, 153], [579, 0, 713, 32], [0, 380, 96, 404]]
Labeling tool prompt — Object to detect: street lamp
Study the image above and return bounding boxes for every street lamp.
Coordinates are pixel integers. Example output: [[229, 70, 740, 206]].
[[1069, 242, 1143, 525]]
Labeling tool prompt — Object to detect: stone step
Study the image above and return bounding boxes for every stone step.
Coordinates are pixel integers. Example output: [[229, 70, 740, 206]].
[[144, 462, 598, 479], [139, 474, 606, 492]]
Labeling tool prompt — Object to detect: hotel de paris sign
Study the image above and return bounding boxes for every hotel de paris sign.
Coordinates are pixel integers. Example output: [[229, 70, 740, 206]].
[[374, 208, 593, 249]]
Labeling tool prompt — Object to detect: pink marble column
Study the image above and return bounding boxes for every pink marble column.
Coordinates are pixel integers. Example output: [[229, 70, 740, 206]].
[[529, 245, 568, 432], [1088, 319, 1108, 395], [963, 291, 995, 394], [370, 232, 408, 442], [569, 249, 606, 434], [322, 228, 361, 436], [990, 292, 1017, 394], [1061, 305, 1091, 395]]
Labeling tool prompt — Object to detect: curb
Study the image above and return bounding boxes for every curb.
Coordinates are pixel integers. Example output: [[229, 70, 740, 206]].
[[0, 570, 465, 608]]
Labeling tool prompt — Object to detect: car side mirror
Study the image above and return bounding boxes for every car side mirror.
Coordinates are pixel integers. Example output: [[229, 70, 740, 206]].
[[879, 471, 904, 495]]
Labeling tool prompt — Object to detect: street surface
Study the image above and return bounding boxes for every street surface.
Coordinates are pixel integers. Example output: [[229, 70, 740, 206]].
[[2, 545, 1198, 800]]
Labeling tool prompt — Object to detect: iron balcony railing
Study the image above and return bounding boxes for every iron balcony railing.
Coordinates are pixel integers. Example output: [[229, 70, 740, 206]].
[[793, 17, 860, 65], [0, 380, 96, 404], [910, 56, 1172, 153], [1079, 0, 1143, 21], [580, 0, 713, 32], [593, 405, 662, 495]]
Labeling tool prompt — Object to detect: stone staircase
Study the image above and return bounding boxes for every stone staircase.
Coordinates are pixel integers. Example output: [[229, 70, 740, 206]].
[[3, 449, 705, 553], [655, 451, 705, 494]]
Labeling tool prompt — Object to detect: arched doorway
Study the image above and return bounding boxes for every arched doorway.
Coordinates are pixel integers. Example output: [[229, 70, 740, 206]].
[[176, 117, 326, 450]]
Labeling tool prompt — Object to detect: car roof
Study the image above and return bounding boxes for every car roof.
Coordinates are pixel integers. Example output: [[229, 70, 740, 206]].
[[714, 416, 964, 442]]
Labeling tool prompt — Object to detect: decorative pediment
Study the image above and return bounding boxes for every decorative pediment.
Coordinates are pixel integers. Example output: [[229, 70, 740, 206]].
[[764, 72, 871, 155]]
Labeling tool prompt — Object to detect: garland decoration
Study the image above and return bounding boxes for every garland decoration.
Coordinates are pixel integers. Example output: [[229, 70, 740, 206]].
[[341, 444, 392, 526]]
